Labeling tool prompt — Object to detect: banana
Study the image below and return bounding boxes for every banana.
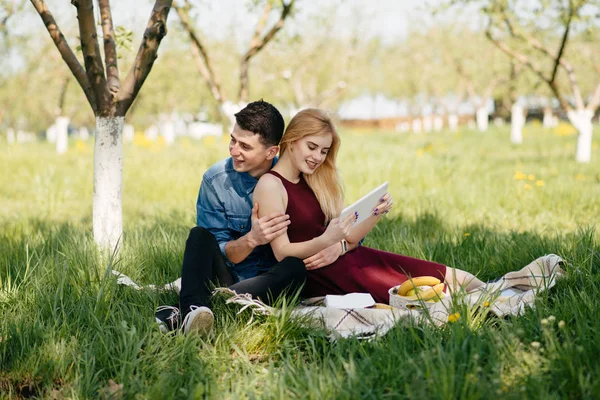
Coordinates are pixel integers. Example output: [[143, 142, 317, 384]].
[[400, 283, 445, 301], [396, 276, 441, 296]]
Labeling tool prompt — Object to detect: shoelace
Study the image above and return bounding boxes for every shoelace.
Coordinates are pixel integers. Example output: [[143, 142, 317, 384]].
[[156, 305, 180, 329], [181, 305, 202, 331]]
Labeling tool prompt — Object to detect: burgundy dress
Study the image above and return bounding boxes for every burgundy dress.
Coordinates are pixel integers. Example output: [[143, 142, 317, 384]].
[[266, 171, 447, 304]]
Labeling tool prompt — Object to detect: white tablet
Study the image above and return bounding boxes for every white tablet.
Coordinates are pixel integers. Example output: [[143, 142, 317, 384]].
[[340, 182, 389, 225]]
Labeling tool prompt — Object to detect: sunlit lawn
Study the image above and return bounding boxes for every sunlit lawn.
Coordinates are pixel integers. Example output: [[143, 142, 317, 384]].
[[0, 123, 599, 398]]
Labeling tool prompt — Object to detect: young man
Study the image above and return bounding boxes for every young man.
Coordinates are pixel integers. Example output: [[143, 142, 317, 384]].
[[156, 100, 306, 335]]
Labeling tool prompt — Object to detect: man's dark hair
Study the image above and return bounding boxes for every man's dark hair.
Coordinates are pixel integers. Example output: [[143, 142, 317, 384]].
[[234, 100, 284, 146]]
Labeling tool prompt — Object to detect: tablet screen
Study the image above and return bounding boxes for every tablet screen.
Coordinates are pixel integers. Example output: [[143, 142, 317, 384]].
[[340, 182, 389, 225]]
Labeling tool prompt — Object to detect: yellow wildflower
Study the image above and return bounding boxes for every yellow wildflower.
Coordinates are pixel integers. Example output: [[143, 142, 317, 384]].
[[528, 175, 535, 181], [524, 184, 532, 190], [576, 174, 585, 181], [464, 233, 470, 237], [483, 301, 490, 307], [448, 313, 461, 323], [535, 180, 545, 187], [513, 171, 527, 180]]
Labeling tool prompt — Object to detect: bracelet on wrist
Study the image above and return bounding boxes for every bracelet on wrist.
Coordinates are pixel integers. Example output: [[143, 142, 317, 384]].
[[340, 239, 348, 255]]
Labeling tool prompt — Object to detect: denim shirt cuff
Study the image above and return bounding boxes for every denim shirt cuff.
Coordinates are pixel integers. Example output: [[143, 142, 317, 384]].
[[219, 241, 232, 265]]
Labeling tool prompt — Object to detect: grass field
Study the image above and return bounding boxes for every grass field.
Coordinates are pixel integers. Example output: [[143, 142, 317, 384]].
[[1, 124, 599, 399]]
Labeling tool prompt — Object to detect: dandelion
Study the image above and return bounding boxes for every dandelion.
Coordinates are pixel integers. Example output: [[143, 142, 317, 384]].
[[558, 320, 565, 329], [513, 171, 527, 180], [531, 341, 541, 349], [524, 184, 532, 190], [576, 173, 585, 181], [535, 180, 545, 187], [528, 174, 535, 181], [448, 312, 460, 323], [483, 301, 490, 307], [464, 233, 471, 237]]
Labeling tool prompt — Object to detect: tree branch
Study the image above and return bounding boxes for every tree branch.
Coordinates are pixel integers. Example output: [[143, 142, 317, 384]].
[[98, 0, 120, 98], [29, 0, 98, 112], [174, 0, 225, 105], [485, 26, 571, 112], [550, 7, 573, 84], [238, 0, 295, 102], [118, 0, 173, 116], [72, 0, 109, 115], [587, 82, 600, 112], [498, 5, 586, 110]]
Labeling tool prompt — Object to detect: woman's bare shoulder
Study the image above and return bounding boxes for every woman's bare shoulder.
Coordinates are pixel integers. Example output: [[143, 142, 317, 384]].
[[256, 172, 285, 193]]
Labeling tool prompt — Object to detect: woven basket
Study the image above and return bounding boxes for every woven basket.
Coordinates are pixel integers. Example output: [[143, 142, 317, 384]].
[[388, 285, 441, 310]]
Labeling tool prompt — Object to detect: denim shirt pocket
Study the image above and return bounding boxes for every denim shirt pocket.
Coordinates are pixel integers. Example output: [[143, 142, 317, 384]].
[[227, 215, 251, 239]]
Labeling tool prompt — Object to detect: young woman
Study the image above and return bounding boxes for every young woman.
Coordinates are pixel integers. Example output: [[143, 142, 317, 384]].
[[253, 109, 484, 303]]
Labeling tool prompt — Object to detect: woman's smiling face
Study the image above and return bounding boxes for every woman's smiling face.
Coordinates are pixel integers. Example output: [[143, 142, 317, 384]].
[[290, 133, 333, 175]]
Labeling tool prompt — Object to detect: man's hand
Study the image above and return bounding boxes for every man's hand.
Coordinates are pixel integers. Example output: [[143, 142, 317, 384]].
[[303, 242, 342, 271], [247, 203, 290, 247]]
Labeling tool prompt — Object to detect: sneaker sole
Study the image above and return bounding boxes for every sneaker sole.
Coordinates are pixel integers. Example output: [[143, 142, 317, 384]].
[[186, 311, 214, 336]]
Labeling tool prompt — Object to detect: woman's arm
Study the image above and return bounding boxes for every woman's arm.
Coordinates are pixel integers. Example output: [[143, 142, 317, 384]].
[[254, 174, 355, 261], [345, 192, 393, 247]]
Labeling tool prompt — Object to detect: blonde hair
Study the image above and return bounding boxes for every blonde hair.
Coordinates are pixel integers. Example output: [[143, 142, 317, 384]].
[[280, 109, 344, 223]]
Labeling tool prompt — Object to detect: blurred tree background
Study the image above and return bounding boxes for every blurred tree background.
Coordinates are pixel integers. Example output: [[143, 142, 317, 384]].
[[1, 0, 598, 146]]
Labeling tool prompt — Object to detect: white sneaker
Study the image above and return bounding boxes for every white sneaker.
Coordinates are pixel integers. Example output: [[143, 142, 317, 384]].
[[182, 306, 214, 336]]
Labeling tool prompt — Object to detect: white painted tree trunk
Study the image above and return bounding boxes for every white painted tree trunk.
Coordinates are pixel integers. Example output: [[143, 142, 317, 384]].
[[567, 109, 594, 163], [433, 115, 444, 132], [422, 116, 432, 132], [476, 107, 488, 132], [7, 128, 15, 144], [46, 124, 57, 143], [55, 116, 69, 154], [79, 127, 90, 140], [123, 124, 135, 143], [543, 107, 555, 128], [510, 104, 524, 144], [222, 101, 245, 132], [448, 114, 459, 132], [411, 118, 422, 134], [94, 116, 124, 252]]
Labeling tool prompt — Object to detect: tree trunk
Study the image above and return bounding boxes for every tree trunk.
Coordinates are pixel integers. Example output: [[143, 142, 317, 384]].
[[55, 116, 69, 154], [433, 115, 444, 132], [448, 114, 459, 132], [7, 128, 15, 144], [411, 118, 422, 134], [568, 109, 593, 163], [510, 103, 524, 144], [543, 107, 555, 128], [93, 116, 124, 252], [422, 116, 432, 132], [476, 106, 488, 132]]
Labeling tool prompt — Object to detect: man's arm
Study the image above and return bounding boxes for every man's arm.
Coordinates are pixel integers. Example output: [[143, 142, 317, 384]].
[[197, 179, 290, 265]]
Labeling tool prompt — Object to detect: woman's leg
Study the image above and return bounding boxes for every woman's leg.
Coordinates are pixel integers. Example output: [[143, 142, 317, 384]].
[[444, 267, 485, 293]]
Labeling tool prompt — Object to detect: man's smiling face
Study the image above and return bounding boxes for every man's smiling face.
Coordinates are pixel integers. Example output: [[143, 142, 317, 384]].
[[229, 123, 278, 177]]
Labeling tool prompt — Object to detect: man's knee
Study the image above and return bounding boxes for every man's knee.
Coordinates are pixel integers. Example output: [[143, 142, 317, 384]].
[[281, 257, 306, 284], [188, 226, 216, 245]]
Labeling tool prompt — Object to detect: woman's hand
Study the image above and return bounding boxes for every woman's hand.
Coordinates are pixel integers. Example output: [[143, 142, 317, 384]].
[[371, 192, 393, 217], [321, 212, 356, 245], [304, 242, 342, 270]]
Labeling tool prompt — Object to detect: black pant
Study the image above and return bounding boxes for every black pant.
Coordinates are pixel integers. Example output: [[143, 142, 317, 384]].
[[179, 227, 306, 313]]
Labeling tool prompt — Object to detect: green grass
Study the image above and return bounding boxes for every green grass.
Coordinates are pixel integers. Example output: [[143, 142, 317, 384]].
[[0, 124, 599, 399]]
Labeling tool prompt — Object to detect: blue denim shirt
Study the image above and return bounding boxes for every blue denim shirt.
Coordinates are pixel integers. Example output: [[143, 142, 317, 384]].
[[196, 157, 278, 281]]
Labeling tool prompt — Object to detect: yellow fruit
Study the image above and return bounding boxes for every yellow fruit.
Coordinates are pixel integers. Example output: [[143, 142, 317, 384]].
[[396, 276, 442, 296], [401, 283, 445, 301], [406, 289, 416, 296]]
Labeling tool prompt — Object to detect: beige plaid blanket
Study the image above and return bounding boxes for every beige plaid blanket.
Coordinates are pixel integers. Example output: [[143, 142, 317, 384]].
[[113, 254, 565, 340]]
